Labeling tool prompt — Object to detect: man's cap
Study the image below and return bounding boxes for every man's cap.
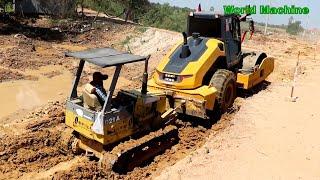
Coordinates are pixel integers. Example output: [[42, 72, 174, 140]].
[[93, 72, 108, 80]]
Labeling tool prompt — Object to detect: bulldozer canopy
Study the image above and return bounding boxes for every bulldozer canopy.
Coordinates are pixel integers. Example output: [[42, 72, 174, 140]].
[[66, 48, 147, 68]]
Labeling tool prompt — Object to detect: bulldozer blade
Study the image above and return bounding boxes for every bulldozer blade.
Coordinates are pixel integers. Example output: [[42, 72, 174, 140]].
[[102, 125, 179, 174]]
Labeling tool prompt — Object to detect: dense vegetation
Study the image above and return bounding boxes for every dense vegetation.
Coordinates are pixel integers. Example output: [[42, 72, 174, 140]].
[[1, 0, 305, 35], [0, 0, 13, 12], [82, 0, 191, 32], [139, 3, 191, 32], [81, 0, 304, 34]]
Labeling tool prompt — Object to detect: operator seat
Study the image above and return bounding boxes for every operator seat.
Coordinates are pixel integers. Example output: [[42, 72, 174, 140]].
[[83, 83, 102, 111]]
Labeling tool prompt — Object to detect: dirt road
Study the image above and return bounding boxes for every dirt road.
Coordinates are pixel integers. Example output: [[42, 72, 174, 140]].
[[156, 53, 320, 179], [1, 14, 320, 179]]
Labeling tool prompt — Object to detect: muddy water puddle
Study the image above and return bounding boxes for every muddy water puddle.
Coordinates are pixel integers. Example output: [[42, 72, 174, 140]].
[[0, 64, 134, 122], [0, 66, 73, 121]]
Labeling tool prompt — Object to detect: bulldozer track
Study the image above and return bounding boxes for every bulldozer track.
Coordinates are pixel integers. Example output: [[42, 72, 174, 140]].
[[101, 125, 179, 174]]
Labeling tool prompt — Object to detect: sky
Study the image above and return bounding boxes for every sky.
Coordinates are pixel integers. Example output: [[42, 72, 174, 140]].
[[149, 0, 320, 29]]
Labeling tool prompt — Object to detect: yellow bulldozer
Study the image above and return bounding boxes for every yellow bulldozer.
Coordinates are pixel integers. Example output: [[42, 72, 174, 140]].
[[63, 12, 274, 172]]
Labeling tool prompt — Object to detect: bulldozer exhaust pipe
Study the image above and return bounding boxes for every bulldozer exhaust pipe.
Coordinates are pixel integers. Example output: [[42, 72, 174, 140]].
[[180, 32, 191, 58], [183, 32, 188, 45], [141, 55, 151, 94]]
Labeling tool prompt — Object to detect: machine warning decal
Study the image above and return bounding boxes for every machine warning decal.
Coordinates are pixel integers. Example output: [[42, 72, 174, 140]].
[[76, 109, 84, 117]]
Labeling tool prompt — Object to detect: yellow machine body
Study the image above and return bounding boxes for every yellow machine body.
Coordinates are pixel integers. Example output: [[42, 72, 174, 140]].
[[148, 38, 274, 119], [237, 57, 275, 89], [65, 108, 133, 145], [148, 79, 216, 118], [153, 39, 224, 89], [65, 90, 167, 146]]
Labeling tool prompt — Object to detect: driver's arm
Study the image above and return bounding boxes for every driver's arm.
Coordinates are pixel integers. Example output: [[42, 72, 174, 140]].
[[94, 86, 108, 103]]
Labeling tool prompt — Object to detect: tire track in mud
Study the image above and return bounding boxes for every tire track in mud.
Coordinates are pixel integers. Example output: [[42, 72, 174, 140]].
[[119, 103, 239, 180]]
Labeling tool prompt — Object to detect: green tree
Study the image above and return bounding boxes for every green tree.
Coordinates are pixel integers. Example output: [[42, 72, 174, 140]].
[[140, 3, 190, 32], [82, 0, 149, 22], [122, 0, 149, 21], [82, 1, 192, 32], [286, 17, 303, 35], [0, 0, 13, 13]]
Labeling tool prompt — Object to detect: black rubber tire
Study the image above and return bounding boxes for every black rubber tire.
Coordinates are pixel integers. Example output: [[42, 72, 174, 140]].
[[210, 69, 236, 113]]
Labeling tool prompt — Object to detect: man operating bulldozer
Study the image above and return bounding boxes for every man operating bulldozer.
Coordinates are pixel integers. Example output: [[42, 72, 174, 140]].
[[90, 72, 109, 105], [82, 71, 110, 112]]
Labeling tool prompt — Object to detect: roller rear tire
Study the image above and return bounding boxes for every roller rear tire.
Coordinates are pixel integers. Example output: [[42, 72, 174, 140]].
[[210, 69, 236, 113]]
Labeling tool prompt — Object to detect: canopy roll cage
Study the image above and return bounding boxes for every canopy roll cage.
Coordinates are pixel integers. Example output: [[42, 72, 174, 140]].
[[66, 47, 149, 113], [65, 47, 148, 67]]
